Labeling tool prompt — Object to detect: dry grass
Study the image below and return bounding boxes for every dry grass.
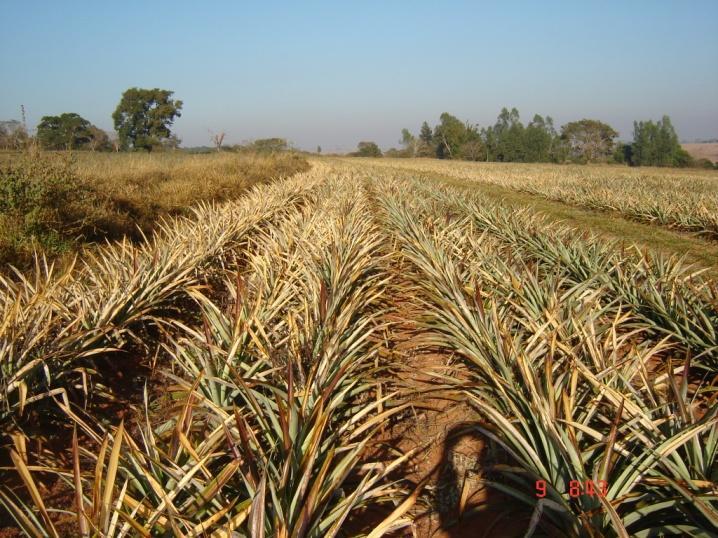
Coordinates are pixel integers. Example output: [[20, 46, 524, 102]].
[[0, 150, 310, 268], [73, 150, 310, 217], [683, 143, 718, 163]]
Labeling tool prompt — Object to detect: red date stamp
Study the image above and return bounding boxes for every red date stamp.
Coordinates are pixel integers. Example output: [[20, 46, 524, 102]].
[[535, 479, 608, 498]]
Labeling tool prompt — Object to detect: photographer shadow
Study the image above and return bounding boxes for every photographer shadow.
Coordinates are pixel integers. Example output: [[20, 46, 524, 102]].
[[428, 421, 531, 538]]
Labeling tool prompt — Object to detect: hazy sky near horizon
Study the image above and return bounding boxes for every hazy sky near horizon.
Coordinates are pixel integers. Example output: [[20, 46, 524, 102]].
[[1, 1, 717, 151]]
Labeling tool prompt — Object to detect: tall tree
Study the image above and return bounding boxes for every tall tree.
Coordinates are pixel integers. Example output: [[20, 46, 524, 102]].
[[112, 88, 183, 152], [417, 121, 434, 157], [434, 112, 470, 159], [560, 119, 618, 162], [491, 107, 525, 162], [400, 128, 416, 156], [210, 131, 226, 152], [524, 114, 557, 162], [37, 113, 92, 150]]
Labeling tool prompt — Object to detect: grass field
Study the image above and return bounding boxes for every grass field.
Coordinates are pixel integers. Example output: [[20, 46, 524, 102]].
[[0, 150, 310, 268], [0, 157, 716, 536]]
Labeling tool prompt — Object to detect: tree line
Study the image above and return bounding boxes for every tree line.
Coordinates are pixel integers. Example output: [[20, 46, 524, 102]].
[[356, 108, 713, 168], [2, 93, 713, 168], [1, 88, 302, 155]]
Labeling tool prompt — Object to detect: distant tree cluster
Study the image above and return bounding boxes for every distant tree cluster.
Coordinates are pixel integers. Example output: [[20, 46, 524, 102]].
[[626, 116, 692, 167], [1, 88, 184, 154], [37, 113, 112, 151], [247, 138, 289, 153], [1, 90, 712, 169], [380, 108, 707, 168], [390, 108, 615, 164]]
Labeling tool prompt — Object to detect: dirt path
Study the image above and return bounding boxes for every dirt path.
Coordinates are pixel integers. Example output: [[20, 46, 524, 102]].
[[377, 301, 526, 537], [359, 178, 530, 537]]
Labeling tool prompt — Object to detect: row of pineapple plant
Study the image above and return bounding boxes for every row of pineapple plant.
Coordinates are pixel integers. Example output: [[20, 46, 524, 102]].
[[2, 173, 415, 536], [370, 172, 717, 536], [362, 158, 718, 239], [2, 160, 717, 536], [402, 176, 718, 368], [0, 166, 327, 429]]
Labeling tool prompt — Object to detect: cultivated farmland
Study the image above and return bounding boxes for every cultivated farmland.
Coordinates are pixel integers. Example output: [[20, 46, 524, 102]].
[[359, 158, 718, 239], [1, 158, 717, 536]]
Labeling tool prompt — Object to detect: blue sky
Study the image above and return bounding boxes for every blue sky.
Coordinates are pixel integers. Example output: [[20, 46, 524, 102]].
[[1, 1, 716, 150]]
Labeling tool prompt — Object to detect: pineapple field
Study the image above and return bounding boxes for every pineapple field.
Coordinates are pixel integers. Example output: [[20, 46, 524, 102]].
[[1, 159, 717, 537]]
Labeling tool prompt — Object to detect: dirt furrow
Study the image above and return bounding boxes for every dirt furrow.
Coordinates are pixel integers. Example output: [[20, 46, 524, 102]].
[[359, 174, 527, 537]]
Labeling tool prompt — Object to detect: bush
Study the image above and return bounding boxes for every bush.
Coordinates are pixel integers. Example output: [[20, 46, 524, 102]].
[[694, 158, 717, 170], [0, 153, 91, 265], [673, 147, 693, 168], [353, 141, 382, 157]]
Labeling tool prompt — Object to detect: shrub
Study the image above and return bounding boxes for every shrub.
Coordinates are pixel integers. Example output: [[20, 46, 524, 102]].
[[354, 141, 382, 157], [694, 158, 716, 169], [0, 153, 91, 265]]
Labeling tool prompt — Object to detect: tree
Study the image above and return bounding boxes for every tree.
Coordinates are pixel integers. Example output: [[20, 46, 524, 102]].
[[417, 121, 434, 157], [87, 126, 111, 151], [317, 145, 322, 154], [612, 142, 633, 165], [0, 120, 22, 150], [459, 136, 483, 161], [38, 113, 93, 150], [109, 132, 121, 152], [434, 112, 472, 159], [0, 119, 30, 150], [0, 124, 9, 150], [383, 147, 404, 158], [631, 115, 691, 167], [480, 127, 496, 161], [560, 119, 618, 163], [210, 131, 226, 152], [491, 107, 525, 162], [354, 141, 382, 157], [457, 123, 483, 161], [112, 88, 183, 152], [524, 114, 558, 162], [400, 128, 416, 157], [162, 134, 182, 151]]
